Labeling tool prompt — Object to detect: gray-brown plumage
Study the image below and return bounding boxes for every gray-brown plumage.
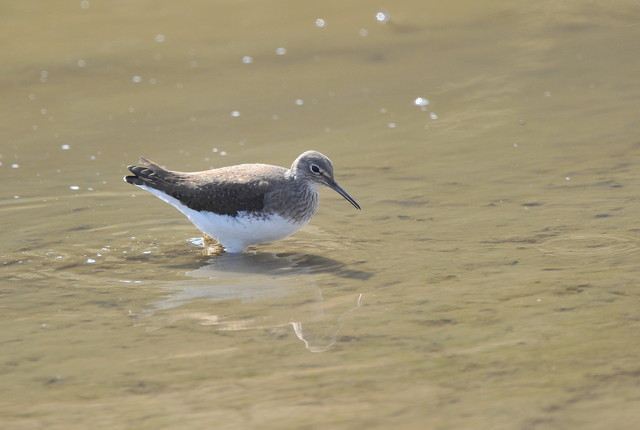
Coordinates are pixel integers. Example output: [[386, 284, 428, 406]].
[[123, 150, 360, 252], [126, 158, 274, 217]]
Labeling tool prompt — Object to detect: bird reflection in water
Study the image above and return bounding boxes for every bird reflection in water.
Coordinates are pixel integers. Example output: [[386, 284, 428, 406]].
[[139, 251, 370, 352]]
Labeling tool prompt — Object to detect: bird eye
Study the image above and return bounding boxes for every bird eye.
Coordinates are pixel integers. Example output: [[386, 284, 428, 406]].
[[310, 164, 321, 174]]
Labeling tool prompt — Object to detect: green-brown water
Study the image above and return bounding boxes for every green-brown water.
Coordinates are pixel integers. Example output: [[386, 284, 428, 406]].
[[2, 1, 640, 429]]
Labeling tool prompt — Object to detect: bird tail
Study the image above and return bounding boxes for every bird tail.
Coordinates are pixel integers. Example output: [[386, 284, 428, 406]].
[[124, 157, 171, 187]]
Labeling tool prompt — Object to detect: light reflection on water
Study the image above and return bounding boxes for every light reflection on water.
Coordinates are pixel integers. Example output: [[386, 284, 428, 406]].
[[139, 251, 369, 352], [2, 0, 640, 428]]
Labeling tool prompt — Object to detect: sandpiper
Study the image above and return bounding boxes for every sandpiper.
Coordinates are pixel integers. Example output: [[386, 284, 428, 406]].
[[124, 150, 360, 253]]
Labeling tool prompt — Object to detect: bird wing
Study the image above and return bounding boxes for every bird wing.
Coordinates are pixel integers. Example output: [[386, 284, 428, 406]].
[[125, 158, 286, 216]]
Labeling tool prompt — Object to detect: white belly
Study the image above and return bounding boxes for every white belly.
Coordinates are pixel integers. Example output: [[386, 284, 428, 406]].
[[138, 186, 307, 252]]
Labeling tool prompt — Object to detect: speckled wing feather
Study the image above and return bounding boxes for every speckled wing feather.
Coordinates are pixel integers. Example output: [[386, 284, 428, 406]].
[[125, 158, 287, 216]]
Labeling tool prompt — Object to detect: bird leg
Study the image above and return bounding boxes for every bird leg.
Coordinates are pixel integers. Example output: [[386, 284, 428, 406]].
[[202, 233, 224, 256]]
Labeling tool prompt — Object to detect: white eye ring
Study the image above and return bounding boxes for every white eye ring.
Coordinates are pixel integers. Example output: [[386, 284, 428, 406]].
[[310, 164, 321, 174]]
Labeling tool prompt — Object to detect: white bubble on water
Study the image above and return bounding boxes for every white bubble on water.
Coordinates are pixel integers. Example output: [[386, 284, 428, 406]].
[[376, 9, 390, 24]]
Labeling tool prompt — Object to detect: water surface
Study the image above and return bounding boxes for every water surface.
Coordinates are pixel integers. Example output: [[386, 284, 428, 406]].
[[2, 1, 640, 429]]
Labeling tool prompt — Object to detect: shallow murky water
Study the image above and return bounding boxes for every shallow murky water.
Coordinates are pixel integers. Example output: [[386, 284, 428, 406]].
[[2, 1, 640, 429]]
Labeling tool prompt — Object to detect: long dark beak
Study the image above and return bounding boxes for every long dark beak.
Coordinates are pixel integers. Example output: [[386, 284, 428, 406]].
[[327, 179, 361, 210]]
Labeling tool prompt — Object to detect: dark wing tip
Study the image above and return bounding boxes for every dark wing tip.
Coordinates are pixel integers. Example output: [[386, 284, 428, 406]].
[[124, 157, 155, 187], [127, 164, 148, 176], [124, 157, 175, 190], [124, 174, 144, 185]]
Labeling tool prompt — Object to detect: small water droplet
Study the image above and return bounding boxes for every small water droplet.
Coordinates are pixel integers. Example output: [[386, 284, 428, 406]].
[[375, 9, 391, 24], [315, 18, 326, 27], [86, 258, 96, 264], [295, 99, 304, 106], [70, 185, 80, 190], [359, 28, 368, 37], [387, 122, 397, 128], [155, 34, 165, 42], [275, 47, 287, 55], [414, 97, 429, 107], [230, 111, 240, 117], [429, 112, 438, 120], [77, 59, 86, 67], [241, 56, 253, 64], [132, 75, 142, 83]]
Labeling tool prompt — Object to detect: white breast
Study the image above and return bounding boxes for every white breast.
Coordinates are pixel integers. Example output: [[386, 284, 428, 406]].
[[137, 185, 308, 252]]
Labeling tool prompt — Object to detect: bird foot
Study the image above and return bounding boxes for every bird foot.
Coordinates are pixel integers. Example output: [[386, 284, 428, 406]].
[[202, 234, 224, 256]]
